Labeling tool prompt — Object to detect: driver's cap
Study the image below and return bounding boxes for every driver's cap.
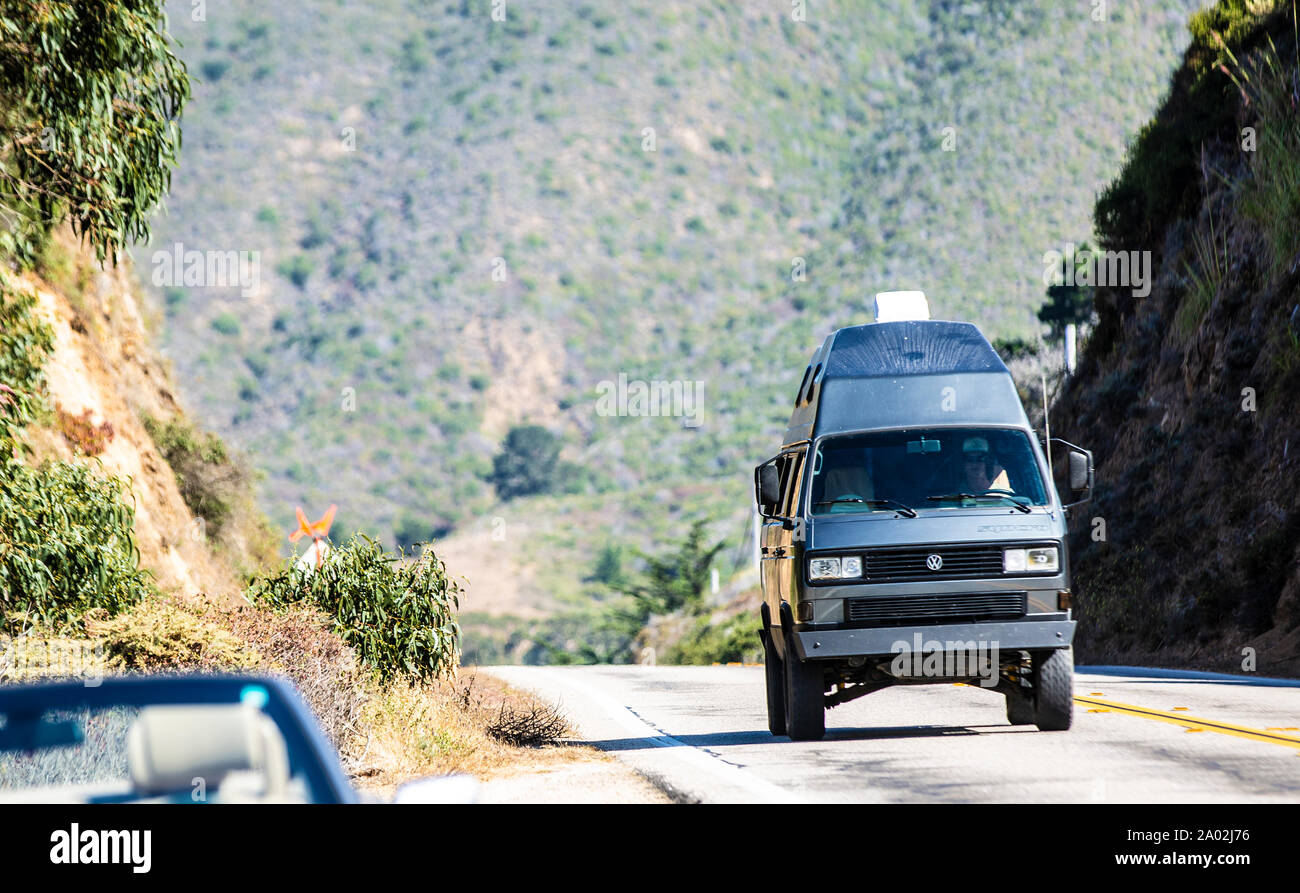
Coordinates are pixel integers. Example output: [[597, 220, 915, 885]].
[[962, 436, 990, 454]]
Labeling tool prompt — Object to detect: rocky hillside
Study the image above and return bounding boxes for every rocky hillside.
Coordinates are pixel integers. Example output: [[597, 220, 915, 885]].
[[1056, 0, 1300, 674]]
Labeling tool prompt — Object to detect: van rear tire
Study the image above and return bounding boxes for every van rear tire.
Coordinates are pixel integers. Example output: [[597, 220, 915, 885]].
[[762, 629, 787, 737], [783, 647, 826, 741], [1005, 692, 1035, 725], [1033, 647, 1074, 731]]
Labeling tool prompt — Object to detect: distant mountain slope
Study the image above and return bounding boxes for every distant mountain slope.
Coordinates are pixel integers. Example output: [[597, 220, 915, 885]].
[[1054, 0, 1300, 675], [141, 0, 1204, 619]]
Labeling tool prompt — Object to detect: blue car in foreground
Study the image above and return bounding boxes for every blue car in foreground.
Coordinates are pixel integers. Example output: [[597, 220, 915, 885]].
[[0, 675, 359, 804]]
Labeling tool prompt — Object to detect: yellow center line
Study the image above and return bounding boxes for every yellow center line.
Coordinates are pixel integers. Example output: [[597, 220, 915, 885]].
[[1074, 695, 1300, 751]]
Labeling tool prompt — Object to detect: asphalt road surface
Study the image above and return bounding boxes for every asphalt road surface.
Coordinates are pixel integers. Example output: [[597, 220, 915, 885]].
[[484, 664, 1300, 803]]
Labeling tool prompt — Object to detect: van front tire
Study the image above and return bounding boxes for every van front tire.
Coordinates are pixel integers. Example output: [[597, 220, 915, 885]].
[[762, 629, 787, 736], [783, 648, 826, 741], [1033, 647, 1074, 731]]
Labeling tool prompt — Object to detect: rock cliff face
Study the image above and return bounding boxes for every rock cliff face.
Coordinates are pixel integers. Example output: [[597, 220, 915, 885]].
[[1054, 4, 1300, 674]]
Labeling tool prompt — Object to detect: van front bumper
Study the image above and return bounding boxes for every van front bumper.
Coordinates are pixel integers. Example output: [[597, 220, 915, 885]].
[[789, 614, 1075, 661]]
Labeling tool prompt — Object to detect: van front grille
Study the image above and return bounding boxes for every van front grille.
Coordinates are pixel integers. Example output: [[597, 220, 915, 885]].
[[845, 591, 1026, 625], [862, 544, 1004, 582]]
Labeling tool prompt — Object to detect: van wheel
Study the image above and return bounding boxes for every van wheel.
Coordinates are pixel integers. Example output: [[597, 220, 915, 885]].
[[1005, 692, 1035, 725], [762, 629, 787, 737], [783, 647, 826, 741], [1033, 648, 1074, 731]]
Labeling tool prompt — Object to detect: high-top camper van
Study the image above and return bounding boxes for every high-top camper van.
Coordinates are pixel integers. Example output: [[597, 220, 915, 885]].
[[754, 294, 1094, 740]]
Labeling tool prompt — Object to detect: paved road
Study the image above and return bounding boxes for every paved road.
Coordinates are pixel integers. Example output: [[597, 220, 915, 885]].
[[483, 664, 1300, 803]]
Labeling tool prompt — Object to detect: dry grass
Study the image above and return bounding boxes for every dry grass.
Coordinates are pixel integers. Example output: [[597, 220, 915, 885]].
[[86, 601, 261, 672], [349, 670, 605, 800], [214, 603, 368, 761]]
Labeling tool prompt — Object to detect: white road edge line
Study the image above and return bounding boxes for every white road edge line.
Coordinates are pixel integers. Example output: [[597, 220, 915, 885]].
[[533, 668, 806, 804]]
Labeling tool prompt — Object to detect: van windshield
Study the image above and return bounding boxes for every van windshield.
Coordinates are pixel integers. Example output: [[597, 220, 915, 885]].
[[809, 428, 1049, 515]]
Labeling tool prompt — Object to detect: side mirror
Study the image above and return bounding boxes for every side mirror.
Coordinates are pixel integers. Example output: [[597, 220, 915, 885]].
[[1068, 450, 1092, 493], [1048, 438, 1094, 515], [755, 462, 781, 516]]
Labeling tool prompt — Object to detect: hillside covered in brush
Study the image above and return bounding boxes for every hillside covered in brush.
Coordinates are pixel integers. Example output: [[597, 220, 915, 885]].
[[142, 0, 1206, 622], [1056, 0, 1300, 674]]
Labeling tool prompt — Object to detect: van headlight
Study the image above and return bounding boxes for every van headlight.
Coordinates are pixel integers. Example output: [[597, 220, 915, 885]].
[[809, 555, 863, 580], [1004, 546, 1059, 574]]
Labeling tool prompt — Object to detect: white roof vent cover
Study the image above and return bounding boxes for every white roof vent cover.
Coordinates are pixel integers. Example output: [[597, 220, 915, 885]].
[[873, 290, 930, 322]]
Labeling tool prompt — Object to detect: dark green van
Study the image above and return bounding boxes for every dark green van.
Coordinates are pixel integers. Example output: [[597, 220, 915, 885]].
[[755, 315, 1093, 740]]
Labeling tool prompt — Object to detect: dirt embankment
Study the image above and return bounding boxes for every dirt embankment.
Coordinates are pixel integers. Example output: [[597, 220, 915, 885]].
[[18, 233, 241, 605]]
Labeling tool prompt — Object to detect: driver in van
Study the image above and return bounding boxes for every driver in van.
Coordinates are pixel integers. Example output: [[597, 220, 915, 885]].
[[959, 436, 1010, 492]]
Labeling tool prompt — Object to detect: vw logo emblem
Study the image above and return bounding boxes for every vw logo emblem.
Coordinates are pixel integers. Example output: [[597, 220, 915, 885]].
[[926, 553, 944, 571]]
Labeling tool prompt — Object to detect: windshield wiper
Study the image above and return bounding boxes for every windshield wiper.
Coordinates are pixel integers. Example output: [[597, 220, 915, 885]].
[[926, 492, 1032, 514], [814, 496, 917, 518]]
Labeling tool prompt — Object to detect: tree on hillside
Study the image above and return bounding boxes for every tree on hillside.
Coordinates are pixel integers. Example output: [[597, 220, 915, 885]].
[[488, 424, 565, 500], [0, 1, 189, 263], [1038, 243, 1097, 344], [550, 520, 728, 664], [393, 512, 452, 551], [586, 543, 625, 586], [614, 520, 726, 620], [992, 336, 1040, 363]]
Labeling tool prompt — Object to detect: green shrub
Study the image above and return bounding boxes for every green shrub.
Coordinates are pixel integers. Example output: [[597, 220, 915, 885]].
[[393, 512, 451, 550], [141, 413, 237, 531], [0, 456, 153, 632], [200, 58, 231, 82], [277, 254, 315, 288], [1187, 0, 1278, 52], [1232, 36, 1300, 278], [248, 536, 461, 681], [1177, 210, 1228, 336], [0, 284, 55, 434], [663, 612, 760, 665], [140, 412, 277, 578], [210, 313, 241, 336], [992, 336, 1040, 362]]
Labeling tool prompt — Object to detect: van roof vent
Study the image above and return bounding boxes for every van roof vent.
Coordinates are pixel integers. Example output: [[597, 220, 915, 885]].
[[873, 290, 930, 322]]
